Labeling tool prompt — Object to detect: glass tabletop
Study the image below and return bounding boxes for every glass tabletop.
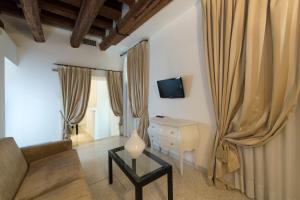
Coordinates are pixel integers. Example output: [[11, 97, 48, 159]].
[[115, 149, 162, 177], [109, 146, 171, 179]]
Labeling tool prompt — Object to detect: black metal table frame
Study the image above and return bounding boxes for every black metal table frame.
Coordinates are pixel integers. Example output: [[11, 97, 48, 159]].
[[108, 146, 173, 200]]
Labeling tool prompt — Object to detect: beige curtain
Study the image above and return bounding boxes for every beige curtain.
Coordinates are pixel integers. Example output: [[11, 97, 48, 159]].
[[234, 103, 300, 200], [58, 67, 92, 139], [201, 0, 300, 190], [127, 41, 150, 144], [107, 71, 123, 136]]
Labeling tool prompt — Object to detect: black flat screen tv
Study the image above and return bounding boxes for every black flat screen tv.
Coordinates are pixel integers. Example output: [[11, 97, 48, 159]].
[[157, 77, 185, 98]]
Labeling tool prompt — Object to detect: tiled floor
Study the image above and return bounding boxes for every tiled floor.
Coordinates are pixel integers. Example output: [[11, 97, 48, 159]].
[[71, 132, 94, 146], [75, 136, 248, 200]]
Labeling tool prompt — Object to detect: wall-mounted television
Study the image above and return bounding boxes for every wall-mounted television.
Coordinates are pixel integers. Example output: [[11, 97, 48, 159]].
[[157, 77, 185, 98]]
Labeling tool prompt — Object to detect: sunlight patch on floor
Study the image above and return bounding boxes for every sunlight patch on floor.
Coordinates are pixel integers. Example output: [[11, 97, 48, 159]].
[[71, 132, 94, 146]]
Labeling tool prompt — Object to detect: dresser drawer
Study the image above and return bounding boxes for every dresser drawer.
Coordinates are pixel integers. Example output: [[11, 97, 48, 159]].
[[163, 127, 179, 138], [157, 135, 178, 149], [149, 131, 160, 145], [148, 123, 161, 133], [148, 131, 156, 141]]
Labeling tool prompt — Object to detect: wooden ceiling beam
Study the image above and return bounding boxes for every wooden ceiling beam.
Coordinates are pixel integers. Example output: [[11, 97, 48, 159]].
[[116, 0, 160, 35], [60, 0, 122, 20], [41, 12, 105, 38], [99, 5, 122, 21], [39, 1, 76, 21], [99, 29, 126, 51], [100, 0, 172, 50], [0, 18, 4, 29], [39, 1, 112, 30], [20, 0, 45, 42], [0, 1, 25, 18], [0, 2, 105, 38], [118, 0, 135, 7], [129, 0, 171, 32], [70, 0, 106, 47], [93, 17, 112, 30]]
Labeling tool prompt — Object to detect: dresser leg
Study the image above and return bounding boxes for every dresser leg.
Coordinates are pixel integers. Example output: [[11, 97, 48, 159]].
[[150, 140, 154, 151], [180, 151, 184, 175], [193, 149, 198, 169]]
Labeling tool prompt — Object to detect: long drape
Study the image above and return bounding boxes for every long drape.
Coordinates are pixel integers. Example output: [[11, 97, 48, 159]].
[[123, 56, 139, 137], [107, 71, 123, 136], [127, 41, 150, 144], [58, 67, 92, 139], [201, 0, 300, 189], [234, 103, 300, 200]]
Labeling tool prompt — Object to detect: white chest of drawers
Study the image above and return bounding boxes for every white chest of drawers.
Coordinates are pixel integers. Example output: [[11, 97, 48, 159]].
[[148, 117, 200, 175]]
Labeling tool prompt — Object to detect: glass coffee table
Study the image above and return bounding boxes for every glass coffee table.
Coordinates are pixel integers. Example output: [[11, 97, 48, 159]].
[[108, 146, 173, 200]]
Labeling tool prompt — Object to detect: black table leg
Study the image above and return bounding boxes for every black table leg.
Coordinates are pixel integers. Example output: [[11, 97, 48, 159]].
[[109, 155, 113, 184], [76, 124, 79, 135], [132, 159, 136, 173], [167, 167, 173, 200], [135, 185, 143, 200]]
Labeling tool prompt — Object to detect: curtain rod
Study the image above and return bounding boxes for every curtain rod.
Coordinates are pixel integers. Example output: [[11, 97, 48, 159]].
[[52, 63, 122, 72], [120, 39, 148, 57]]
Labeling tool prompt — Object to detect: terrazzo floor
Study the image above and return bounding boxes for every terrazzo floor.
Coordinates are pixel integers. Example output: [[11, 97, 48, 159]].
[[75, 136, 248, 200]]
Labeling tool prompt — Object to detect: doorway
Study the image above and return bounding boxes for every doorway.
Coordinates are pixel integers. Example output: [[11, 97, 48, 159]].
[[71, 77, 119, 146]]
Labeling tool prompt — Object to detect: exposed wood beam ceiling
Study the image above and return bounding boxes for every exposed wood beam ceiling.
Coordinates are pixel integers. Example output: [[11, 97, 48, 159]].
[[100, 0, 172, 50], [20, 0, 45, 42], [0, 1, 106, 37], [118, 0, 135, 7], [0, 0, 172, 50], [0, 18, 4, 29], [70, 0, 106, 48], [41, 11, 106, 37], [39, 1, 112, 30], [60, 0, 122, 20]]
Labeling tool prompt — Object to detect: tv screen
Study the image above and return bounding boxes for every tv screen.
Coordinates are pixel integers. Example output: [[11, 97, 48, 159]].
[[157, 77, 185, 98]]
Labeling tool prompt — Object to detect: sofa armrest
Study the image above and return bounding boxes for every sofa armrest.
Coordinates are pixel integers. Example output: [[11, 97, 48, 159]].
[[21, 140, 72, 163]]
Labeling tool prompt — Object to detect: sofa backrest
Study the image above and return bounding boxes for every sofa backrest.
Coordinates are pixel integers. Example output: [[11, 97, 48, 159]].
[[0, 137, 28, 200]]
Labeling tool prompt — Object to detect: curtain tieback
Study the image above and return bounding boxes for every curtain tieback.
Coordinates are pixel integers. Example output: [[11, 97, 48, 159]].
[[60, 111, 73, 139], [141, 107, 148, 117], [133, 107, 149, 119], [216, 139, 240, 174], [60, 111, 73, 126]]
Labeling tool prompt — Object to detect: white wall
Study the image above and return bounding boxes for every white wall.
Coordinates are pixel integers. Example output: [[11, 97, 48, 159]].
[[0, 27, 17, 138], [0, 57, 5, 138], [148, 4, 215, 168], [2, 15, 122, 147]]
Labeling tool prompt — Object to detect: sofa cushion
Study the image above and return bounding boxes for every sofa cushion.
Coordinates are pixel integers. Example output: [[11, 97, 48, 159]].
[[15, 150, 86, 200], [0, 137, 28, 200], [34, 179, 92, 200]]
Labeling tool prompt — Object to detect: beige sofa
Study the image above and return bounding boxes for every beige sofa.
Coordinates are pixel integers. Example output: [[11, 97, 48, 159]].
[[0, 137, 92, 200]]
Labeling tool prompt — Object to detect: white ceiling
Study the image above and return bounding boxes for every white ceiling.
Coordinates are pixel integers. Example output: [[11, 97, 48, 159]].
[[107, 0, 199, 54]]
